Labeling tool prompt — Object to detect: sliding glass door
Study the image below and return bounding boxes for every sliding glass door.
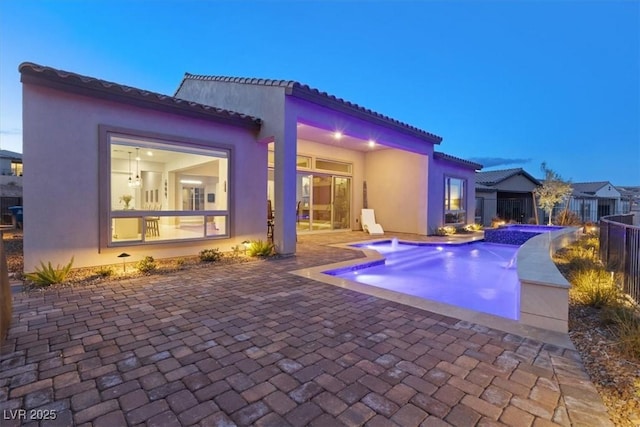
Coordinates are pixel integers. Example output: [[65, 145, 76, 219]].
[[295, 173, 350, 232]]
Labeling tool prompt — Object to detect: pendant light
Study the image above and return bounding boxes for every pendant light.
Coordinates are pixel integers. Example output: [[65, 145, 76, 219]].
[[127, 151, 133, 187], [133, 148, 142, 187]]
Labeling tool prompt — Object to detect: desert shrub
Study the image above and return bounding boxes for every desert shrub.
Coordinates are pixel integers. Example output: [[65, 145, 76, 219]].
[[137, 256, 157, 273], [602, 302, 640, 359], [570, 269, 618, 308], [199, 248, 222, 262], [435, 226, 456, 236], [554, 210, 582, 226], [175, 258, 186, 269], [463, 223, 483, 232], [25, 257, 74, 286], [247, 240, 274, 257], [230, 245, 245, 259], [94, 266, 114, 278]]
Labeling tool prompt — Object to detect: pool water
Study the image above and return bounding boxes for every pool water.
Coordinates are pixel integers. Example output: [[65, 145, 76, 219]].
[[325, 241, 521, 320]]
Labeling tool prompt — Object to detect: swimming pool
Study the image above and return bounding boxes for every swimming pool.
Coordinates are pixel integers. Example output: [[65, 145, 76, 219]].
[[325, 240, 521, 320]]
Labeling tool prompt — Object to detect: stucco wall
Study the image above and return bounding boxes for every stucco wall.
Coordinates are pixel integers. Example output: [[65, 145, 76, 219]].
[[476, 189, 497, 226], [428, 158, 477, 233], [364, 149, 428, 234], [23, 84, 265, 271], [493, 174, 539, 192]]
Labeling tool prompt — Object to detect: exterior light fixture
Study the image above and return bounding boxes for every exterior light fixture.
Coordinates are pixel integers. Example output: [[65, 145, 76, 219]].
[[117, 252, 130, 272], [368, 140, 376, 148], [333, 131, 343, 140]]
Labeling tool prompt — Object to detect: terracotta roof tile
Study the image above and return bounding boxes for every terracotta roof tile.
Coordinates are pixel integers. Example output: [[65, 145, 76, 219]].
[[180, 73, 442, 144], [433, 151, 482, 170], [475, 168, 540, 186], [19, 63, 262, 131]]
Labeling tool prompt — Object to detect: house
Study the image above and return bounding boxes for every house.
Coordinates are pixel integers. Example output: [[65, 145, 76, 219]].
[[475, 168, 540, 226], [0, 150, 23, 224], [21, 62, 480, 270], [174, 73, 480, 250], [560, 181, 626, 223], [0, 149, 22, 176]]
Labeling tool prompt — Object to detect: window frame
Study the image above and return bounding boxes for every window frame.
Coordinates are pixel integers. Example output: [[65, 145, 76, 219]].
[[444, 176, 467, 225], [99, 125, 233, 249]]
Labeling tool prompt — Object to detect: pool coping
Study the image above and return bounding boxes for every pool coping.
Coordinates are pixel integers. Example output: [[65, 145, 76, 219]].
[[291, 234, 577, 349]]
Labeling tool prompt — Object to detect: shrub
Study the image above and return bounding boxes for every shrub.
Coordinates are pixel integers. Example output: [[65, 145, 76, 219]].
[[175, 258, 186, 269], [94, 266, 114, 278], [230, 245, 245, 259], [199, 248, 222, 262], [247, 240, 274, 257], [602, 303, 640, 358], [136, 256, 157, 273], [435, 226, 456, 236], [463, 223, 483, 232], [554, 210, 582, 226], [570, 269, 618, 308], [25, 257, 74, 286]]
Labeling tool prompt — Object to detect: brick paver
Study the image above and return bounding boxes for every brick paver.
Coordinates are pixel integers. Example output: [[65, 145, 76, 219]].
[[0, 232, 613, 425]]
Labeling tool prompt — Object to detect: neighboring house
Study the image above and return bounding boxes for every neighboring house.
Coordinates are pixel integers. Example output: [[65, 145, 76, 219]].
[[0, 149, 22, 176], [21, 62, 480, 270], [475, 168, 540, 226], [0, 150, 23, 224], [558, 181, 626, 223]]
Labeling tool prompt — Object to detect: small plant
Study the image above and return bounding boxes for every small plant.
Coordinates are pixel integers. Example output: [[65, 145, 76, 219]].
[[463, 223, 483, 232], [247, 240, 275, 257], [570, 269, 618, 308], [435, 226, 456, 236], [136, 256, 157, 273], [94, 266, 114, 278], [603, 303, 640, 359], [25, 257, 74, 287], [199, 248, 222, 262], [230, 245, 245, 259], [175, 258, 186, 269]]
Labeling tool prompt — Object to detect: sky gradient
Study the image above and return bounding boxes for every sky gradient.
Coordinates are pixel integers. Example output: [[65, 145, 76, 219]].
[[1, 0, 638, 184]]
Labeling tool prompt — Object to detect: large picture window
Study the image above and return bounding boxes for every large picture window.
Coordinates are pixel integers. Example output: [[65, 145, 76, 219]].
[[444, 177, 466, 224], [106, 132, 230, 245]]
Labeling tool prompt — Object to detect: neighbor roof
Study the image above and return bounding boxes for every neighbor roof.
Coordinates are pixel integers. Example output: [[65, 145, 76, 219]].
[[475, 168, 540, 186], [433, 152, 482, 170], [571, 182, 612, 194], [178, 73, 443, 144], [19, 63, 262, 131], [0, 150, 22, 161]]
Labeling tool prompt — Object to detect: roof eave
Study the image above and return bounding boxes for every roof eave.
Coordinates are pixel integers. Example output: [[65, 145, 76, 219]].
[[20, 65, 262, 132], [289, 86, 443, 145]]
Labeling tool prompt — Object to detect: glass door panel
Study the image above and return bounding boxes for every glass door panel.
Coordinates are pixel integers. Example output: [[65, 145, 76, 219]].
[[332, 177, 350, 229], [296, 173, 311, 232], [312, 176, 332, 230]]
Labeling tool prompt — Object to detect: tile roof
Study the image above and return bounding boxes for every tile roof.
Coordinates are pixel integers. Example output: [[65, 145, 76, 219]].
[[179, 73, 443, 144], [475, 168, 540, 186], [19, 63, 262, 131], [433, 151, 482, 170], [0, 150, 22, 160], [571, 182, 611, 194]]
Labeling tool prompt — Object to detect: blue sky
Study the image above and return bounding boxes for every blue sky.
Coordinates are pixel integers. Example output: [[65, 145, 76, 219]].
[[1, 0, 638, 184]]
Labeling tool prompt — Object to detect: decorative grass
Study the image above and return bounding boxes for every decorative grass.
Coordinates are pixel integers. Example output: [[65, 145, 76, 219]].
[[247, 240, 275, 257], [569, 269, 619, 308], [24, 257, 74, 287]]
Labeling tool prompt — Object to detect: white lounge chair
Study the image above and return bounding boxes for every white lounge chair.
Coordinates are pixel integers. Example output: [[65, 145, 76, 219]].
[[361, 209, 384, 235]]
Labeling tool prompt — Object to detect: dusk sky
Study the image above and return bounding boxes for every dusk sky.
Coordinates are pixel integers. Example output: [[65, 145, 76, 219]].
[[1, 0, 638, 184]]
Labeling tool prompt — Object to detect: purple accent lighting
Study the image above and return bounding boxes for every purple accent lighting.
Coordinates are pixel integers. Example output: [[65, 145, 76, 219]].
[[326, 241, 521, 320]]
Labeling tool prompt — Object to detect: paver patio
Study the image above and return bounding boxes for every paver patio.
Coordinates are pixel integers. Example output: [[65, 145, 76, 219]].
[[1, 232, 612, 426]]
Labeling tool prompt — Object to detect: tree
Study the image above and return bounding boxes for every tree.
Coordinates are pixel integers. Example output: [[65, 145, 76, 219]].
[[533, 163, 572, 225]]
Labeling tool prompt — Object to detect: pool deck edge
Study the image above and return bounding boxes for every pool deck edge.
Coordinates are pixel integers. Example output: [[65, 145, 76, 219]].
[[290, 238, 576, 350]]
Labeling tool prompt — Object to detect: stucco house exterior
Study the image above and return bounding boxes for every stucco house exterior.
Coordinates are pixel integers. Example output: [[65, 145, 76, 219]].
[[475, 168, 540, 226], [21, 62, 480, 270], [560, 181, 626, 223]]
